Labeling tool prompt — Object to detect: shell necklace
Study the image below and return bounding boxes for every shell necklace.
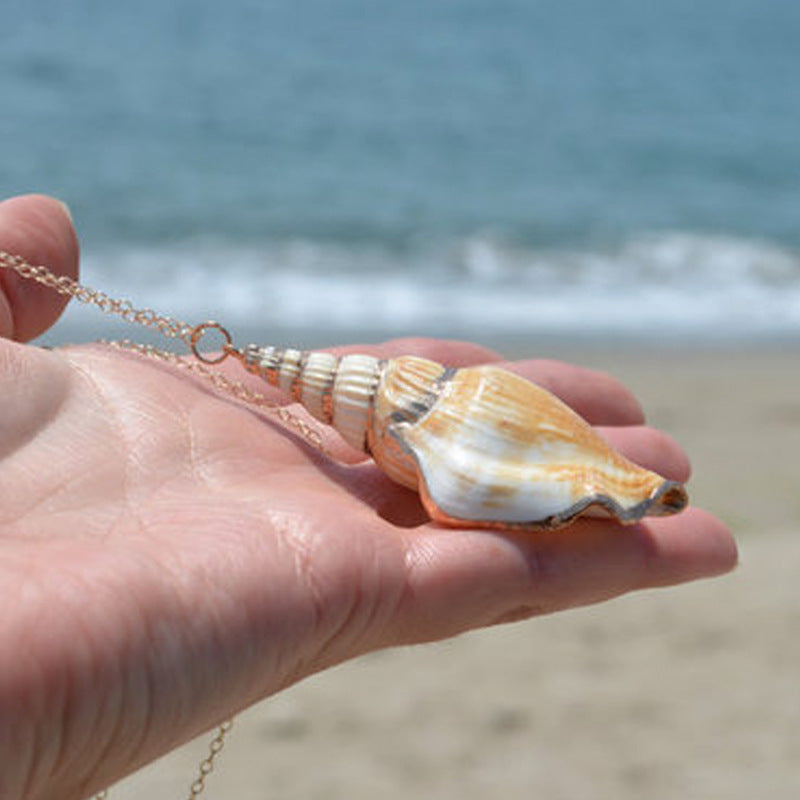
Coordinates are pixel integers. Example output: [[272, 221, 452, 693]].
[[0, 250, 687, 531], [0, 249, 688, 800]]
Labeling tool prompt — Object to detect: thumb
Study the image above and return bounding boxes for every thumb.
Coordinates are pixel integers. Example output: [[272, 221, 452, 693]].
[[0, 194, 80, 342]]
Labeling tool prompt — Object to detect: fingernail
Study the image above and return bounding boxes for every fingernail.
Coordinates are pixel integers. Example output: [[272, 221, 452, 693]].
[[55, 199, 73, 223]]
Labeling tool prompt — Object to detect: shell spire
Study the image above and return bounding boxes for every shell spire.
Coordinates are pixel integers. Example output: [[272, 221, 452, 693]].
[[241, 344, 381, 451], [237, 345, 688, 531]]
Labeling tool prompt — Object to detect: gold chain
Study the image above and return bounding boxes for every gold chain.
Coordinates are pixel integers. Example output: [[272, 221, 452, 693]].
[[0, 250, 193, 340], [0, 250, 329, 799], [185, 721, 234, 800]]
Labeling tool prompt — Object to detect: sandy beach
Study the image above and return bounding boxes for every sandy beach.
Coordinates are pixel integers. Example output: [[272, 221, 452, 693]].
[[106, 344, 800, 800]]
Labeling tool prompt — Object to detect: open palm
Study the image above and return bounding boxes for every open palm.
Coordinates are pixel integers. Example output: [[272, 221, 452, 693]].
[[0, 196, 737, 800]]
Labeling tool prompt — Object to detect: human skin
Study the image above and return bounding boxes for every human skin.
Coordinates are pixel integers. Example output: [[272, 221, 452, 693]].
[[0, 195, 737, 800]]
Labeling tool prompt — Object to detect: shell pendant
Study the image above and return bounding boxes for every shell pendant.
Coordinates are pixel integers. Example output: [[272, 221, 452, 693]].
[[236, 345, 687, 531]]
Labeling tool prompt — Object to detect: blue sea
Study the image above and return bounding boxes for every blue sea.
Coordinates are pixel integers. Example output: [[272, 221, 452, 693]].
[[2, 0, 799, 346]]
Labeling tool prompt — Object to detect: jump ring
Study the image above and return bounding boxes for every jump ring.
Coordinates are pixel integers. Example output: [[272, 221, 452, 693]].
[[189, 322, 234, 365]]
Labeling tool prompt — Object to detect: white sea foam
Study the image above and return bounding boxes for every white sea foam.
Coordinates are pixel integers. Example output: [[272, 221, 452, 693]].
[[65, 232, 800, 344]]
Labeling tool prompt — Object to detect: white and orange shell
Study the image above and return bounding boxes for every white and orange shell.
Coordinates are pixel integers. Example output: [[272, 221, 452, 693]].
[[240, 345, 688, 530]]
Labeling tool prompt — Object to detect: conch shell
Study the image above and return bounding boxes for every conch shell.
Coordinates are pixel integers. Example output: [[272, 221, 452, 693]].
[[237, 346, 688, 530]]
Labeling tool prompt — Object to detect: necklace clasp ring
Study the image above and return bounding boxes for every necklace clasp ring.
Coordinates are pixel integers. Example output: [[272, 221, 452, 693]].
[[189, 322, 235, 364]]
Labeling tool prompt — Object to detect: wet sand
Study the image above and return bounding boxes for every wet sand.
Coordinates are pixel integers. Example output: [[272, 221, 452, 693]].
[[107, 345, 800, 800]]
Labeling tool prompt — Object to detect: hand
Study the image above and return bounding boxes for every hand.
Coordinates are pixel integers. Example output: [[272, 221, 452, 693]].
[[0, 195, 737, 800]]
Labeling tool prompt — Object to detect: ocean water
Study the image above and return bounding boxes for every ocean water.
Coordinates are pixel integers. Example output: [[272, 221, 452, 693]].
[[1, 0, 799, 345]]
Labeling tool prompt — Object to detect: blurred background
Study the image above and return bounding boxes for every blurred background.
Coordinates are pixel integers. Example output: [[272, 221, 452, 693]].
[[2, 2, 799, 799], [2, 0, 798, 346]]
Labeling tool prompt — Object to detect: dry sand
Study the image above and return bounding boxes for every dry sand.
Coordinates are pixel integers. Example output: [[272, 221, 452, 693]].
[[108, 345, 800, 800]]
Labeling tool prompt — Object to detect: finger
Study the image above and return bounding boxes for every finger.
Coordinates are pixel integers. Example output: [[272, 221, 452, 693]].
[[596, 425, 691, 482], [329, 336, 502, 366], [503, 358, 646, 426], [387, 508, 737, 646], [0, 194, 80, 342]]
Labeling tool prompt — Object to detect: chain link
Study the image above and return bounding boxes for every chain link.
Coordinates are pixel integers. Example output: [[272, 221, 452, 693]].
[[0, 251, 330, 799]]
